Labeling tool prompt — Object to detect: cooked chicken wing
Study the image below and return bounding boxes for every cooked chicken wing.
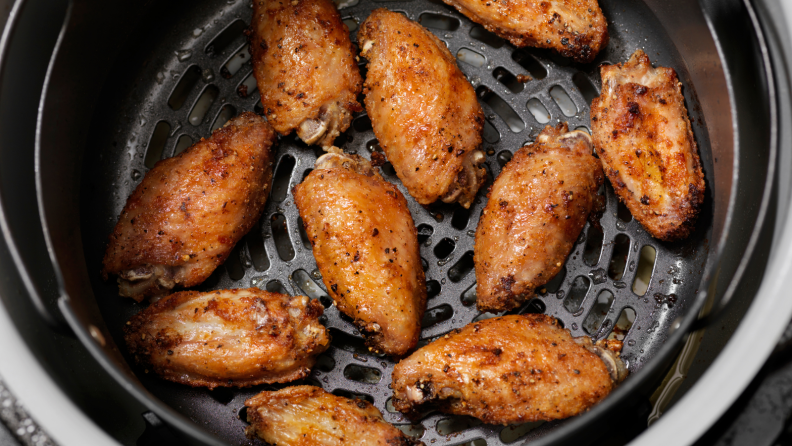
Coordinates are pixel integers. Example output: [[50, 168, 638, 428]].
[[293, 152, 426, 356], [245, 386, 423, 445], [440, 0, 608, 63], [249, 0, 363, 149], [591, 49, 705, 241], [103, 113, 275, 301], [391, 314, 627, 424], [358, 9, 486, 209], [475, 124, 603, 312], [124, 288, 329, 389]]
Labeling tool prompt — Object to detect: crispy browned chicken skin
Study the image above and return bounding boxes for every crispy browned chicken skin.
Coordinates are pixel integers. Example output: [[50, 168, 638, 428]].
[[475, 124, 603, 312], [440, 0, 608, 63], [102, 113, 276, 301], [294, 151, 426, 356], [591, 49, 705, 241], [391, 314, 627, 424], [249, 0, 363, 149], [245, 386, 423, 445], [124, 288, 329, 389], [358, 9, 486, 209]]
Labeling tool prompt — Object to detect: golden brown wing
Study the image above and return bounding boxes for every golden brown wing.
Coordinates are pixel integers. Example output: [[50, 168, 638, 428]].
[[102, 113, 276, 301], [357, 9, 486, 209], [590, 49, 705, 241], [124, 288, 329, 389], [245, 386, 423, 446], [391, 314, 627, 424], [474, 124, 604, 312], [293, 152, 426, 356], [440, 0, 607, 63], [250, 0, 363, 149]]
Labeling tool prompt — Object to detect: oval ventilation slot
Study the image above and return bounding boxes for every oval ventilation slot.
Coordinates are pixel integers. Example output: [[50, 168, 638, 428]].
[[527, 98, 551, 124], [512, 50, 547, 80], [477, 86, 525, 133], [419, 13, 460, 31], [573, 72, 600, 103], [222, 45, 251, 78], [329, 328, 372, 356], [433, 238, 455, 259], [238, 72, 258, 98], [266, 279, 289, 295], [246, 220, 270, 272], [461, 283, 476, 306], [470, 25, 505, 48], [422, 304, 453, 328], [437, 417, 483, 436], [271, 154, 296, 203], [608, 307, 636, 341], [617, 200, 632, 222], [332, 389, 374, 404], [493, 67, 524, 94], [483, 119, 500, 143], [417, 224, 434, 245], [343, 17, 359, 32], [583, 290, 615, 335], [501, 421, 545, 443], [270, 213, 295, 261], [457, 48, 486, 68], [563, 276, 590, 313], [145, 121, 171, 168], [448, 251, 474, 282], [608, 234, 630, 281], [188, 85, 219, 126], [168, 65, 202, 111], [344, 364, 382, 384], [205, 20, 247, 56], [496, 150, 512, 167], [211, 104, 237, 132], [292, 269, 331, 307], [451, 207, 471, 230], [225, 243, 246, 281], [583, 224, 604, 266], [353, 115, 372, 132], [549, 85, 577, 116], [297, 217, 312, 249], [173, 135, 193, 156], [426, 280, 441, 299], [544, 266, 566, 294], [633, 245, 657, 296]]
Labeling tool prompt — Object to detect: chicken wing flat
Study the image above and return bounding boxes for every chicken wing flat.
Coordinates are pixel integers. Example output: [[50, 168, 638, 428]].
[[293, 151, 426, 356], [475, 124, 603, 312], [245, 385, 423, 445], [440, 0, 608, 63], [591, 49, 705, 241], [124, 288, 329, 389], [249, 0, 363, 149], [391, 314, 627, 424], [103, 113, 276, 301], [358, 9, 486, 209]]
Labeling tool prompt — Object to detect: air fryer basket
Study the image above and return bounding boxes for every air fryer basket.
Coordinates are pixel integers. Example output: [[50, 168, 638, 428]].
[[31, 0, 775, 444]]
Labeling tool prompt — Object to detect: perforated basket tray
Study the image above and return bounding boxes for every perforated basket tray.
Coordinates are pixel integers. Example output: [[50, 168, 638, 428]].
[[81, 0, 714, 443]]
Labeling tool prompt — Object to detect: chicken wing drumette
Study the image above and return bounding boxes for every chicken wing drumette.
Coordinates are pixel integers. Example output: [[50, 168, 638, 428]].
[[358, 9, 486, 209], [391, 314, 627, 424], [475, 124, 603, 312], [249, 0, 363, 149], [125, 288, 329, 389], [591, 49, 705, 241], [294, 152, 426, 356], [245, 386, 423, 445], [439, 0, 608, 63], [103, 113, 275, 301]]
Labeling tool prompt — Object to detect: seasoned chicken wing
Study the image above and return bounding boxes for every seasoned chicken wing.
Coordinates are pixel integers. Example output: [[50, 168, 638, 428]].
[[475, 124, 603, 312], [103, 113, 276, 301], [124, 288, 329, 389], [245, 386, 423, 445], [591, 49, 705, 241], [249, 0, 363, 149], [358, 9, 486, 209], [440, 0, 608, 63], [391, 314, 627, 424], [294, 152, 426, 356]]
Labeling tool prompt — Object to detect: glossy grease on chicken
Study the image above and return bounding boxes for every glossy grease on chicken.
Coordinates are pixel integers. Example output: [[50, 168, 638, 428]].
[[294, 152, 426, 356], [475, 124, 603, 312], [245, 386, 423, 445], [102, 113, 275, 301], [124, 288, 329, 389], [591, 49, 705, 241], [439, 0, 608, 63], [391, 314, 627, 424], [358, 9, 486, 209], [249, 0, 363, 149]]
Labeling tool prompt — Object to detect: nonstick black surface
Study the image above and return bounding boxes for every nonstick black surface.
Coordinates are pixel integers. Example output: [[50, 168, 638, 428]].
[[80, 0, 714, 443]]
